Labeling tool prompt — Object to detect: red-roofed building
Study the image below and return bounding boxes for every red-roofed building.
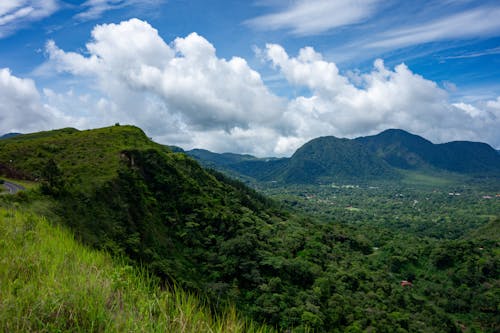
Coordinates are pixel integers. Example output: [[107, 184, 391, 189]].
[[401, 280, 413, 287]]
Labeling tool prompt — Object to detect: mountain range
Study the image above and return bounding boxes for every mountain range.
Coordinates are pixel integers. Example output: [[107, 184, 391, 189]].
[[183, 129, 500, 183], [1, 125, 498, 332], [0, 133, 21, 140], [3, 128, 499, 184]]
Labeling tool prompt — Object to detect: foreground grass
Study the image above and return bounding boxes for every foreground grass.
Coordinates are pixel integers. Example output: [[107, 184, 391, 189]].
[[0, 204, 272, 333]]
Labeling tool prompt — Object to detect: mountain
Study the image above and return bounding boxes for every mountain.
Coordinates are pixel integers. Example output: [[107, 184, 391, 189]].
[[355, 129, 437, 169], [1, 125, 497, 332], [0, 132, 21, 140], [185, 129, 500, 184], [436, 141, 500, 173], [273, 136, 397, 183], [186, 136, 398, 184], [185, 148, 288, 181], [357, 129, 500, 174], [188, 148, 259, 167]]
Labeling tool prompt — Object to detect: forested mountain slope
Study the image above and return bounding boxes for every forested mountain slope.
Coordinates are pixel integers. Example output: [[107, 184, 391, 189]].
[[356, 129, 500, 173], [1, 125, 498, 332], [186, 129, 500, 184], [0, 202, 270, 332], [276, 136, 398, 183]]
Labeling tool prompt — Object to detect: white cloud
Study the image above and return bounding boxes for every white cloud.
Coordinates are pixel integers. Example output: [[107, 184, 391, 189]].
[[44, 18, 285, 149], [75, 0, 163, 21], [452, 102, 482, 118], [367, 6, 500, 49], [0, 68, 100, 134], [0, 0, 58, 38], [246, 0, 381, 36], [443, 46, 500, 60], [485, 97, 500, 110], [265, 45, 500, 151], [25, 19, 499, 155], [0, 68, 60, 133]]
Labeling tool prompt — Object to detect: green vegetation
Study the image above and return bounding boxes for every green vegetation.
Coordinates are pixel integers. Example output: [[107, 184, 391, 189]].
[[187, 128, 500, 185], [274, 136, 398, 183], [398, 169, 463, 187], [1, 125, 498, 332], [0, 126, 164, 190], [356, 129, 500, 174], [0, 177, 37, 190], [0, 200, 271, 332], [259, 181, 499, 331]]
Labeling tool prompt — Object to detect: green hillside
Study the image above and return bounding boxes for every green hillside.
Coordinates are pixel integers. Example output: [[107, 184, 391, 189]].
[[186, 129, 500, 185], [0, 126, 163, 189], [0, 202, 269, 332], [188, 136, 398, 184], [277, 136, 398, 183], [357, 129, 500, 174], [355, 129, 436, 170], [1, 125, 498, 332]]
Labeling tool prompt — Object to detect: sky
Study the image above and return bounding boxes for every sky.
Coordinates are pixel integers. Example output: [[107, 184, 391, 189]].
[[1, 0, 499, 156]]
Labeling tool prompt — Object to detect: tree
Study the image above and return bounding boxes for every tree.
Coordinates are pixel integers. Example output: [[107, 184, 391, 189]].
[[41, 158, 64, 195]]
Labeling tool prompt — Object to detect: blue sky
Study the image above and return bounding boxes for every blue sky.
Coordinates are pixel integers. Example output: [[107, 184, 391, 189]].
[[1, 0, 499, 155]]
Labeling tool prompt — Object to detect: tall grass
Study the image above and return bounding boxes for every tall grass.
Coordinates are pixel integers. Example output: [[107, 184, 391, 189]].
[[0, 205, 273, 332]]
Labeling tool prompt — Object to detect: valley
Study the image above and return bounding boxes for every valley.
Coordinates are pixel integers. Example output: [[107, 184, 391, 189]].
[[0, 125, 498, 332], [2, 2, 499, 332]]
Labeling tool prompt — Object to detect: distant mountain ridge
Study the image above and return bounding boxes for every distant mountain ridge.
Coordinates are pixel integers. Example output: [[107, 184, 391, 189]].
[[357, 129, 500, 173], [186, 129, 500, 183], [0, 133, 21, 140], [274, 136, 397, 183]]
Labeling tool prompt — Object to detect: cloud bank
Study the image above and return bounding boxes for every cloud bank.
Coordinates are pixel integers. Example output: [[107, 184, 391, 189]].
[[0, 67, 80, 133], [2, 19, 499, 155]]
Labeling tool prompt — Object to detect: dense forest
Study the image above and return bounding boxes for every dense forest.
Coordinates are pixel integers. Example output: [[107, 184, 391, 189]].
[[1, 125, 499, 332], [185, 128, 500, 184]]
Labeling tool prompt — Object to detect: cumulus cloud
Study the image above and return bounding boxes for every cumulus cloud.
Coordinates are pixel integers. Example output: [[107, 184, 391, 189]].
[[31, 18, 499, 155], [0, 0, 58, 38], [44, 18, 285, 149], [0, 68, 106, 136], [0, 67, 47, 133], [246, 0, 381, 36], [0, 68, 83, 134], [264, 44, 500, 150]]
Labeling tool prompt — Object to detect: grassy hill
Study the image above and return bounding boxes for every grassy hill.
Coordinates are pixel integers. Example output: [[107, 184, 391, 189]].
[[0, 126, 163, 189], [1, 125, 498, 332], [0, 201, 270, 332]]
